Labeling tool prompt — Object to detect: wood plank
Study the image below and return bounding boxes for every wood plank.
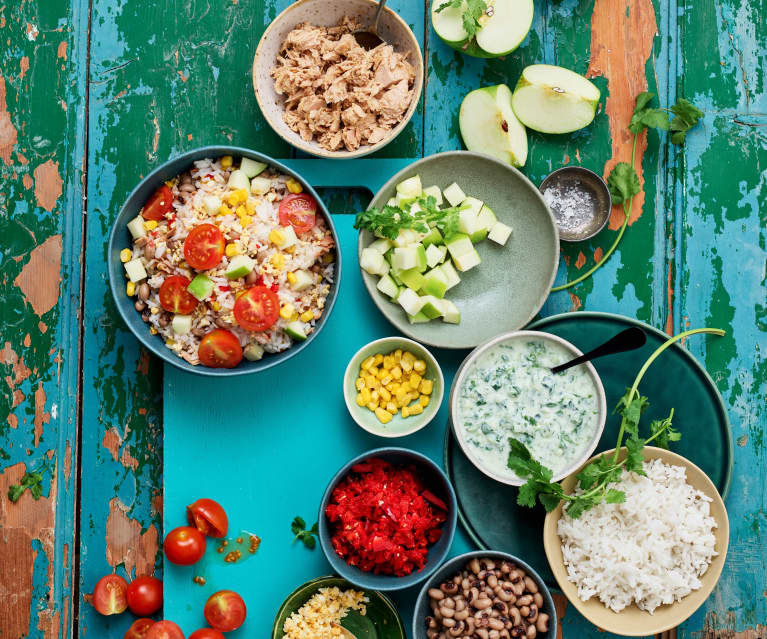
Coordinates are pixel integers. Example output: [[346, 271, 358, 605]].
[[0, 0, 88, 637]]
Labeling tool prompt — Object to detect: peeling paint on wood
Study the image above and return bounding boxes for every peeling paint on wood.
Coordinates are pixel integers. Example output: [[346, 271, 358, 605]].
[[33, 160, 63, 212], [105, 497, 159, 579], [13, 235, 63, 317]]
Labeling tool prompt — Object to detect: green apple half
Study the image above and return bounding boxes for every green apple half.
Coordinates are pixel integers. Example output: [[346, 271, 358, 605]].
[[511, 64, 601, 134], [431, 0, 534, 59], [459, 84, 528, 167]]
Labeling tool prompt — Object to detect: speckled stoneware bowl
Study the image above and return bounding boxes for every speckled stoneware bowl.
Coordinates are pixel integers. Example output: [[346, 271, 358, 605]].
[[107, 145, 341, 377], [542, 446, 729, 636], [358, 151, 560, 349], [449, 330, 607, 486], [253, 0, 424, 159], [343, 336, 444, 438], [412, 551, 557, 639]]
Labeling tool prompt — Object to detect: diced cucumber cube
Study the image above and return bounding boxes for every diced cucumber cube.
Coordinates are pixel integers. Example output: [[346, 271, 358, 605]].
[[227, 169, 250, 191], [441, 299, 461, 324], [422, 185, 443, 206], [440, 261, 461, 290], [420, 267, 449, 299], [393, 246, 418, 271], [453, 248, 482, 272], [368, 238, 393, 254], [445, 233, 474, 259], [124, 258, 147, 283], [127, 216, 146, 239], [250, 176, 272, 195], [421, 228, 444, 247], [203, 195, 222, 216], [360, 247, 389, 276], [393, 228, 420, 248], [389, 266, 403, 286], [476, 205, 498, 231], [226, 254, 256, 279], [398, 288, 425, 316], [285, 321, 307, 341], [458, 209, 482, 236], [395, 192, 417, 208], [392, 286, 405, 302], [244, 343, 265, 361], [240, 157, 267, 178], [187, 274, 214, 300], [290, 269, 314, 291], [461, 196, 484, 216], [408, 311, 431, 324], [488, 221, 513, 245], [377, 274, 399, 299], [444, 182, 467, 207], [396, 175, 422, 198], [414, 243, 428, 273], [398, 268, 425, 291], [425, 244, 447, 269], [172, 314, 193, 335], [421, 295, 444, 320]]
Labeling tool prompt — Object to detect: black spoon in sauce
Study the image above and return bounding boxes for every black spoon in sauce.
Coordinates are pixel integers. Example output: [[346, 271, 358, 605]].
[[551, 326, 647, 374]]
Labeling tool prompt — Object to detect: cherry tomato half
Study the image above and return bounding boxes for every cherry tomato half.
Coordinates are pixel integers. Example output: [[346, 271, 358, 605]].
[[142, 186, 174, 221], [189, 630, 225, 639], [187, 498, 228, 538], [163, 526, 206, 565], [183, 224, 224, 270], [278, 193, 317, 233], [158, 276, 198, 314], [124, 619, 155, 639], [92, 574, 129, 615], [198, 329, 243, 369], [126, 575, 163, 616], [204, 590, 247, 632], [145, 620, 185, 639], [233, 286, 280, 332]]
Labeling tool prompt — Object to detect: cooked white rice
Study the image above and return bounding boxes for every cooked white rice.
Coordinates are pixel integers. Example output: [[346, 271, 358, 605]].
[[128, 157, 335, 365], [557, 458, 718, 613]]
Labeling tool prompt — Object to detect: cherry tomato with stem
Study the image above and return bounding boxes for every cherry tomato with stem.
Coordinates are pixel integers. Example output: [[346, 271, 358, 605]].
[[145, 620, 185, 639], [92, 574, 129, 615], [183, 224, 225, 270], [124, 619, 155, 639], [163, 526, 206, 565], [278, 193, 317, 233], [233, 286, 280, 332], [158, 276, 198, 314], [142, 186, 174, 221], [204, 590, 247, 632], [187, 498, 228, 538], [126, 575, 163, 616]]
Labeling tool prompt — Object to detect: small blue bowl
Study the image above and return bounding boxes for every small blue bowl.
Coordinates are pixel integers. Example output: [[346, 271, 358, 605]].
[[318, 447, 457, 591], [107, 145, 341, 376], [412, 551, 557, 639]]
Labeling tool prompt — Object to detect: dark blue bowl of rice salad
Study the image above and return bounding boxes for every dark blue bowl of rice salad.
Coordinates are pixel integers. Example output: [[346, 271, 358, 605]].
[[108, 146, 341, 375]]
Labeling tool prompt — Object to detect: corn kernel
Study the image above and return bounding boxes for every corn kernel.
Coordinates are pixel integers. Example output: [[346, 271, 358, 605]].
[[226, 189, 248, 206], [361, 356, 376, 370], [165, 339, 175, 347], [380, 387, 392, 402], [408, 403, 424, 416], [355, 377, 365, 391], [225, 243, 240, 258], [286, 178, 304, 194], [269, 229, 285, 245], [373, 353, 383, 365], [401, 358, 413, 372], [409, 373, 422, 388], [356, 393, 366, 407], [382, 355, 395, 369], [400, 381, 411, 392], [285, 245, 295, 254], [381, 374, 392, 386], [367, 401, 378, 412], [375, 407, 392, 424], [211, 301, 221, 311], [221, 155, 233, 169], [126, 281, 136, 296], [360, 388, 372, 404], [219, 203, 232, 216], [245, 200, 256, 214], [270, 253, 285, 270], [150, 307, 160, 315], [371, 390, 380, 402], [402, 406, 410, 418], [239, 215, 252, 227], [386, 402, 398, 414], [394, 349, 403, 361], [376, 367, 387, 380], [287, 272, 297, 285], [391, 366, 402, 379], [389, 382, 400, 392], [419, 395, 430, 407], [364, 374, 377, 388], [396, 388, 409, 405], [414, 359, 427, 374], [300, 310, 314, 322], [402, 351, 416, 364], [120, 248, 133, 263], [419, 379, 433, 395], [279, 303, 295, 320], [143, 220, 158, 231]]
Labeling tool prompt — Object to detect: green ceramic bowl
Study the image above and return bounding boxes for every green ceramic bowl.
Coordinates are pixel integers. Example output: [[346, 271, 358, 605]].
[[272, 576, 406, 639], [357, 151, 559, 349], [343, 337, 444, 437]]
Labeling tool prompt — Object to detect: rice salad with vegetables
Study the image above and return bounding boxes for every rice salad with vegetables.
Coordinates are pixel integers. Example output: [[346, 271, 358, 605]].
[[121, 155, 335, 368]]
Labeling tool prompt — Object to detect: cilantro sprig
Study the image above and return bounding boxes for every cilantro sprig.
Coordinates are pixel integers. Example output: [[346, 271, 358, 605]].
[[552, 92, 703, 292], [354, 195, 467, 241], [8, 458, 53, 503], [508, 327, 724, 518], [291, 516, 319, 549], [435, 0, 489, 41]]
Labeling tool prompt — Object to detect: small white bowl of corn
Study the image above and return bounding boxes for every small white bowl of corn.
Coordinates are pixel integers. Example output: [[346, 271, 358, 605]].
[[343, 337, 444, 438]]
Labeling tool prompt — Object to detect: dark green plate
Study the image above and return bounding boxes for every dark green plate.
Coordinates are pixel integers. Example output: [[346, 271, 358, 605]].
[[445, 311, 733, 587], [271, 576, 406, 639]]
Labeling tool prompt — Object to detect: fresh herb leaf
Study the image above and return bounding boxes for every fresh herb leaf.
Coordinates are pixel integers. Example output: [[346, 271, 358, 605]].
[[615, 390, 649, 438], [648, 409, 680, 449], [354, 196, 466, 242], [7, 465, 50, 504], [291, 516, 306, 536], [669, 99, 704, 145], [629, 92, 669, 134], [435, 0, 488, 41], [606, 162, 641, 205], [290, 516, 319, 550], [624, 435, 646, 475], [604, 489, 626, 504]]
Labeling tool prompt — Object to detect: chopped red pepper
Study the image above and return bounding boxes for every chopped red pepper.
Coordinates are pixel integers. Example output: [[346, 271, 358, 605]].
[[219, 285, 230, 292], [325, 457, 447, 577], [270, 283, 279, 293]]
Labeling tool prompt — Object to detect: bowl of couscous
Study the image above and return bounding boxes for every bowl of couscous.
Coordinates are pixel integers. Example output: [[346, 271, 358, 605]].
[[343, 337, 444, 437]]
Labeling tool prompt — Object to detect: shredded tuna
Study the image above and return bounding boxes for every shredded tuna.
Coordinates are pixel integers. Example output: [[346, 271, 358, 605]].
[[270, 18, 416, 152]]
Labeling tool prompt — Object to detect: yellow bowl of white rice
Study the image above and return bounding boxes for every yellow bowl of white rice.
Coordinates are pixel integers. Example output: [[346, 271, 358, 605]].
[[542, 446, 729, 636]]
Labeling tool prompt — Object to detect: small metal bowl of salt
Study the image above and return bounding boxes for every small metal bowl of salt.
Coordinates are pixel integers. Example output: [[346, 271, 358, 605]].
[[540, 166, 612, 242]]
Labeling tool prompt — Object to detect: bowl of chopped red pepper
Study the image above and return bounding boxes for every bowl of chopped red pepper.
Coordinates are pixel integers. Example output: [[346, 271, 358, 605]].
[[318, 448, 457, 591]]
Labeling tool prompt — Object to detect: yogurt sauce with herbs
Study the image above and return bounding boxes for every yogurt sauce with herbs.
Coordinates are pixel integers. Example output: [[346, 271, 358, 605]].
[[457, 337, 601, 480]]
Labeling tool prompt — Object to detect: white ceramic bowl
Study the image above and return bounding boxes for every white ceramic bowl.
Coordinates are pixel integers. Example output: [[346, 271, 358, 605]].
[[253, 0, 424, 159], [449, 330, 607, 486]]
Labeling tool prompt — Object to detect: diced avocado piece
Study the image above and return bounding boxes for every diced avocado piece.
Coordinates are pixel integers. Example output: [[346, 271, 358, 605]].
[[393, 228, 420, 248], [225, 254, 256, 279], [422, 185, 444, 206], [250, 176, 272, 195], [408, 310, 431, 324], [425, 243, 447, 269], [368, 238, 393, 254], [243, 343, 265, 361], [440, 261, 461, 290], [398, 268, 425, 291], [240, 157, 267, 179], [187, 274, 214, 301], [285, 321, 307, 341], [377, 274, 399, 299], [488, 221, 513, 245], [441, 299, 461, 324], [203, 195, 222, 216], [393, 246, 418, 271], [421, 295, 445, 320], [290, 269, 314, 291], [444, 182, 467, 207], [270, 225, 297, 249], [228, 169, 250, 191], [124, 258, 147, 283], [414, 243, 428, 273], [445, 233, 474, 259], [420, 267, 449, 298], [396, 175, 422, 198], [421, 228, 444, 247], [172, 314, 193, 335], [127, 216, 146, 239], [360, 247, 389, 276], [398, 288, 425, 316], [453, 248, 482, 272]]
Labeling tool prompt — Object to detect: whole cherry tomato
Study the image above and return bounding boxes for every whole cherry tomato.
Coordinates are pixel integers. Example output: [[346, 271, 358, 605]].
[[92, 574, 129, 615], [126, 575, 163, 616], [187, 498, 228, 538], [204, 590, 247, 632], [163, 526, 206, 565]]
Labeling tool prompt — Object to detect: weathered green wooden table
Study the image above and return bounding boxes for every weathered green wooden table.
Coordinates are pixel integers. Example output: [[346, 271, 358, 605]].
[[1, 0, 765, 638]]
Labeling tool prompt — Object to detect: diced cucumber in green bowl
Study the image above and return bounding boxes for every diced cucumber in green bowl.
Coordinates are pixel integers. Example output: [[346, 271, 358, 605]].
[[356, 151, 559, 349]]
